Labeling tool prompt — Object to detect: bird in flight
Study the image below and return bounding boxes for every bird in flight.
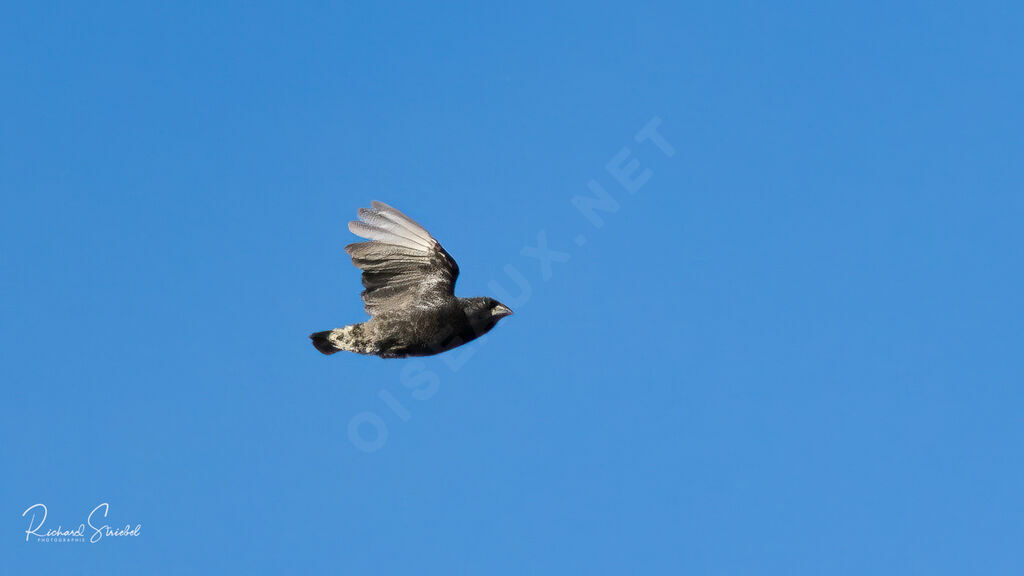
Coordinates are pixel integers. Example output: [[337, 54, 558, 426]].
[[310, 201, 513, 358]]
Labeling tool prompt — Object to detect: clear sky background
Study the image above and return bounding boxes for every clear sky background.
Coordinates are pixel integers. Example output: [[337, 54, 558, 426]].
[[2, 2, 1023, 574]]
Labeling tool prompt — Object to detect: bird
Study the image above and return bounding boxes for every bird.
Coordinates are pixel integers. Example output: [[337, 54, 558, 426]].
[[310, 201, 513, 358]]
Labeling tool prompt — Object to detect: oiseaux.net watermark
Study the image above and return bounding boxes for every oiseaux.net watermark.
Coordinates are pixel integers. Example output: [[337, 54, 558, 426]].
[[348, 116, 676, 453], [21, 503, 141, 544]]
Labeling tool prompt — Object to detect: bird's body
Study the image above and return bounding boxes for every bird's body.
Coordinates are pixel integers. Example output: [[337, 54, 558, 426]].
[[310, 202, 512, 358], [312, 297, 500, 358]]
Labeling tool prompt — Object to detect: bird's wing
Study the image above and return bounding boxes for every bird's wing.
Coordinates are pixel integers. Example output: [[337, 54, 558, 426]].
[[345, 201, 460, 316]]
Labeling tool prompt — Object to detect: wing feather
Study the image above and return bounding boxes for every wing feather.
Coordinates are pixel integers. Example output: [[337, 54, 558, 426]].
[[356, 208, 434, 249], [348, 221, 427, 251], [371, 201, 434, 242], [344, 202, 459, 316]]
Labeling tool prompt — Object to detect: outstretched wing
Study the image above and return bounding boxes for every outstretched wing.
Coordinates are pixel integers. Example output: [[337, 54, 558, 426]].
[[345, 201, 460, 316]]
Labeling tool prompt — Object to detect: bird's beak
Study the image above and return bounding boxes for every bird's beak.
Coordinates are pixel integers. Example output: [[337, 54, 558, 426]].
[[492, 304, 513, 318]]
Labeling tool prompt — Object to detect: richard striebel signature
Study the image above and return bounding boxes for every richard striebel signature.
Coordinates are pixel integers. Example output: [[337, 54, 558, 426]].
[[22, 503, 141, 543]]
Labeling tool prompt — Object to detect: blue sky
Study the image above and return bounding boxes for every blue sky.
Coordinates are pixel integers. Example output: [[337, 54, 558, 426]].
[[2, 1, 1023, 574]]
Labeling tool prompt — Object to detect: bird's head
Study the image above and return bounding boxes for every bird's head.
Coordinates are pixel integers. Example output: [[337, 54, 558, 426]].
[[462, 297, 514, 334]]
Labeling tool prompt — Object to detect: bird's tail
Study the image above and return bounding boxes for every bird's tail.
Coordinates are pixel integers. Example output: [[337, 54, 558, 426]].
[[309, 324, 371, 355], [310, 330, 341, 355]]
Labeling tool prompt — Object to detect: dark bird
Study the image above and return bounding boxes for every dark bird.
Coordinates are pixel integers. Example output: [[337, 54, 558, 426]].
[[310, 201, 513, 358]]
